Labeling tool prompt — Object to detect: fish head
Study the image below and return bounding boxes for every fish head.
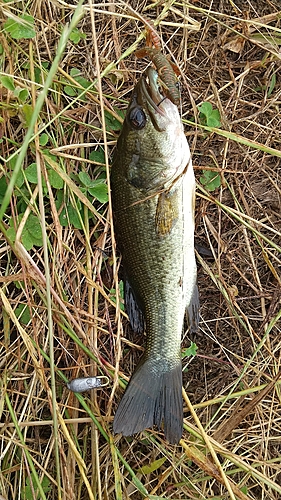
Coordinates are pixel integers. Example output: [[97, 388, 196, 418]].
[[116, 67, 189, 192], [134, 66, 177, 132]]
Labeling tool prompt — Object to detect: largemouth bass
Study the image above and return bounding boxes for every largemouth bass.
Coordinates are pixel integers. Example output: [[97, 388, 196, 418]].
[[111, 67, 199, 444]]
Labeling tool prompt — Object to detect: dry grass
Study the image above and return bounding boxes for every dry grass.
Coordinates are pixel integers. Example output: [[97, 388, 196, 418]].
[[0, 0, 281, 499]]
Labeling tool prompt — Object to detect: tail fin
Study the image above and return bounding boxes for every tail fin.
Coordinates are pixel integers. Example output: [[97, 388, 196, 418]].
[[113, 358, 183, 444]]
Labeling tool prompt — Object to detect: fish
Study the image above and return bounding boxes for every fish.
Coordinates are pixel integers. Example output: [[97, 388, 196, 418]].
[[111, 67, 199, 444]]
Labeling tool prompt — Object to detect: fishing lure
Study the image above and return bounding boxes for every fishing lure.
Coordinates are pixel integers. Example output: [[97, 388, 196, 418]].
[[141, 16, 162, 50], [135, 17, 181, 106], [136, 47, 180, 105], [67, 376, 109, 393]]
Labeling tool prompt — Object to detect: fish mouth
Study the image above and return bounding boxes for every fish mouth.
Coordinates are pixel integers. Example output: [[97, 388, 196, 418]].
[[137, 67, 166, 116]]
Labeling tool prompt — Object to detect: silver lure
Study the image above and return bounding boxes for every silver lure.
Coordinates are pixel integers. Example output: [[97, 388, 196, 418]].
[[67, 376, 109, 393]]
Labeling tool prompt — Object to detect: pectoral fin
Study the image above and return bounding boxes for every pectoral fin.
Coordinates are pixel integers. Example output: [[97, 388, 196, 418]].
[[155, 191, 178, 236]]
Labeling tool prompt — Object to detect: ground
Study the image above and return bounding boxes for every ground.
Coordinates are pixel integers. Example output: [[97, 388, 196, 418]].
[[0, 1, 280, 499]]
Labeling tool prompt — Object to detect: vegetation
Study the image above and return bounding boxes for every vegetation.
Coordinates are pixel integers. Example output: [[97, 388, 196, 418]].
[[0, 0, 280, 499]]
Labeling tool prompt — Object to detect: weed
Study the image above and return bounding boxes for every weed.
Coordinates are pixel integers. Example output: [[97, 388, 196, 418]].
[[199, 170, 221, 191], [182, 342, 198, 358], [3, 14, 36, 40], [22, 473, 51, 500], [68, 27, 86, 45], [15, 303, 31, 324], [198, 101, 221, 128], [109, 280, 125, 311]]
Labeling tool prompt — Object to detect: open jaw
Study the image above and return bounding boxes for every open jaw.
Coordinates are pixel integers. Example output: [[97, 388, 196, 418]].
[[138, 67, 167, 115]]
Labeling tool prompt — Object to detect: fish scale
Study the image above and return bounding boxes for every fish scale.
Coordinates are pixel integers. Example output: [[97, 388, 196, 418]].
[[111, 67, 199, 444]]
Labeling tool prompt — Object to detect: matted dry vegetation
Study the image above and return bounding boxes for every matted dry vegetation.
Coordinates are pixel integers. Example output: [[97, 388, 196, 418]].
[[0, 0, 281, 499]]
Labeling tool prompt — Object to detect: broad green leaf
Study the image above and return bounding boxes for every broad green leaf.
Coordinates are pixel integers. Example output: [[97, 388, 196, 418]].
[[211, 108, 221, 121], [64, 85, 77, 97], [104, 110, 123, 131], [75, 75, 92, 89], [26, 214, 41, 238], [4, 14, 36, 40], [68, 69, 92, 95], [7, 156, 17, 170], [0, 177, 7, 201], [78, 171, 92, 187], [88, 182, 108, 203], [69, 29, 81, 44], [23, 472, 51, 499], [69, 28, 86, 44], [138, 457, 166, 475], [0, 75, 15, 91], [34, 62, 49, 84], [207, 115, 221, 128], [25, 163, 39, 183], [70, 68, 80, 77], [182, 342, 198, 358], [59, 204, 83, 229], [6, 226, 16, 243], [15, 169, 24, 188], [39, 133, 48, 146], [47, 169, 64, 189], [198, 102, 221, 128], [15, 304, 31, 324], [207, 108, 221, 127], [21, 104, 34, 127], [24, 232, 43, 249], [198, 101, 213, 118], [25, 163, 47, 189], [15, 88, 29, 102], [89, 148, 105, 164], [200, 170, 221, 191], [67, 205, 83, 228]]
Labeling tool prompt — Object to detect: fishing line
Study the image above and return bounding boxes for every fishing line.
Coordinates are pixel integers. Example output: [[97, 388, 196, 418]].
[[157, 96, 167, 106]]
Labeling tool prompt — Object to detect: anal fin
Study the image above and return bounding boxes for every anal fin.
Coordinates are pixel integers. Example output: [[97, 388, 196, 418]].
[[186, 283, 200, 334]]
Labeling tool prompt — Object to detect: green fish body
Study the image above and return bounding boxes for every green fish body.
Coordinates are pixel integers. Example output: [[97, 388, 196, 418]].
[[111, 68, 199, 444]]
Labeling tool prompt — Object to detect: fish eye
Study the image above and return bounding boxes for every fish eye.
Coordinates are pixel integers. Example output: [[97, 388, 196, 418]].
[[128, 107, 146, 129]]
